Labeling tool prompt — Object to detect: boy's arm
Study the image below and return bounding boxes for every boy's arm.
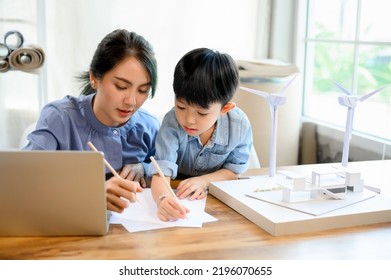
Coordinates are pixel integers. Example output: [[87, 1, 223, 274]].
[[151, 174, 172, 204], [199, 168, 240, 183], [176, 168, 239, 200]]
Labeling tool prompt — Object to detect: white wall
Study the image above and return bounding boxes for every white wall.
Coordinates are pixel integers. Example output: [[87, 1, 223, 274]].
[[44, 0, 260, 120]]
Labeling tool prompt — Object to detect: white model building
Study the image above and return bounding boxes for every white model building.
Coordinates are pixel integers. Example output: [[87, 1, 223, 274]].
[[278, 167, 364, 203]]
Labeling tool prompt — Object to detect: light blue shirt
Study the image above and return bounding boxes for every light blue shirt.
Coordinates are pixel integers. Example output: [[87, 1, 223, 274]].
[[148, 107, 253, 178], [23, 94, 160, 174]]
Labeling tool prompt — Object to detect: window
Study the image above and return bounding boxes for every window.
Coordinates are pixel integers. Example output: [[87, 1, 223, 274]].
[[302, 0, 391, 142]]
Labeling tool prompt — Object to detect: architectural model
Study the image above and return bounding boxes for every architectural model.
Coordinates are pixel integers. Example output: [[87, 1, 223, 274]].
[[277, 167, 364, 203], [208, 80, 390, 236]]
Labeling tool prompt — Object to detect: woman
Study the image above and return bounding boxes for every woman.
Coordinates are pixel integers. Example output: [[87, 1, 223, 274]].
[[23, 29, 159, 213]]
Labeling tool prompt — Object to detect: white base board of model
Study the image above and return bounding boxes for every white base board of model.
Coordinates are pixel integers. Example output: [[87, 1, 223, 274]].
[[209, 173, 391, 236]]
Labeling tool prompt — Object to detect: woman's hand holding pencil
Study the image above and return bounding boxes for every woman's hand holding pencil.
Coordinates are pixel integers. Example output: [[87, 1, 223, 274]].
[[87, 141, 143, 213]]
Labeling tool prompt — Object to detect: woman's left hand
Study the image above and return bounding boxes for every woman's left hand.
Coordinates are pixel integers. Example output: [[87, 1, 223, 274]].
[[120, 163, 146, 187]]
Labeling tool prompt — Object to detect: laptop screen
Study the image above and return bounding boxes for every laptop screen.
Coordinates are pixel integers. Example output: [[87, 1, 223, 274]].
[[0, 150, 108, 236]]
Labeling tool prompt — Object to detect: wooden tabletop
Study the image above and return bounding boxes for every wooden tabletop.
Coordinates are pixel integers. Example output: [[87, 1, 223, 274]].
[[1, 160, 390, 260]]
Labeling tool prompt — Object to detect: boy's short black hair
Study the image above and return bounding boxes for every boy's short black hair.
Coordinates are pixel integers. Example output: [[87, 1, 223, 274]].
[[173, 48, 239, 109]]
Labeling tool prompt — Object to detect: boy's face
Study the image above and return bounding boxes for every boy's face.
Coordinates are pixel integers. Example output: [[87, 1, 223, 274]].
[[175, 99, 224, 138]]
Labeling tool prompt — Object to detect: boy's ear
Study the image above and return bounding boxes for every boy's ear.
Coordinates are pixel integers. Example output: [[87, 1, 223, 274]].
[[221, 102, 236, 114]]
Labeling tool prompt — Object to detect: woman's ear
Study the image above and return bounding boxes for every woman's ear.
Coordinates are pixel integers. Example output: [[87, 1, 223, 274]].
[[221, 102, 236, 114], [89, 72, 97, 89], [89, 71, 95, 82]]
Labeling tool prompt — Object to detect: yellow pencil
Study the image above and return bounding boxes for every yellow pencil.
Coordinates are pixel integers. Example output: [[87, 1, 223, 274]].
[[150, 156, 177, 198], [87, 141, 120, 178], [87, 141, 139, 203], [150, 156, 187, 218]]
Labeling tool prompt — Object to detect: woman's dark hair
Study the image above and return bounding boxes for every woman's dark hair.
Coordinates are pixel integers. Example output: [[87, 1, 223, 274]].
[[78, 29, 157, 97], [173, 48, 239, 108]]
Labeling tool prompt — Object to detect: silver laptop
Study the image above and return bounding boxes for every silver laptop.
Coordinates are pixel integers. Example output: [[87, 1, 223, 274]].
[[0, 150, 109, 236]]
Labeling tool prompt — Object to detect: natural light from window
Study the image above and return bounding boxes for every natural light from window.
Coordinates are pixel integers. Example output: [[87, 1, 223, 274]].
[[303, 0, 391, 143]]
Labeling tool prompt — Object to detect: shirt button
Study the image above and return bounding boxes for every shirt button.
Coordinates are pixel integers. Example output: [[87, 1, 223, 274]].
[[112, 129, 119, 135]]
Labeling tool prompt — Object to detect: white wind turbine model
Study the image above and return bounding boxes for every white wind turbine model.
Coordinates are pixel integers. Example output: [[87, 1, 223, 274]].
[[240, 74, 297, 177], [334, 81, 386, 167]]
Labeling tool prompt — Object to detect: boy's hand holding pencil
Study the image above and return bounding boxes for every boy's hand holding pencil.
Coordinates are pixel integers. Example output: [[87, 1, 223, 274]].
[[150, 156, 189, 221]]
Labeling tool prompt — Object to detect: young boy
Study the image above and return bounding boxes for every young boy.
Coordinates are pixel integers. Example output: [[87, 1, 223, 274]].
[[148, 48, 253, 221]]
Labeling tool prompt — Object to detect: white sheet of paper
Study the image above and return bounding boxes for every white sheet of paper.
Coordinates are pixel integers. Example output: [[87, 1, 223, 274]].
[[110, 188, 217, 232]]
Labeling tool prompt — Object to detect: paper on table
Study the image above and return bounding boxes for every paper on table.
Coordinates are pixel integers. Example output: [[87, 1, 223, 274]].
[[110, 188, 217, 232]]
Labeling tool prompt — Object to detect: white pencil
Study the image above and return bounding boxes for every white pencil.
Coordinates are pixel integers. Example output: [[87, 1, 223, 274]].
[[150, 156, 188, 219]]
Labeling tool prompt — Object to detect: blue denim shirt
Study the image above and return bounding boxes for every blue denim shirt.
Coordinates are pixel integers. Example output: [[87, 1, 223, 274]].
[[148, 107, 253, 178], [23, 94, 160, 174]]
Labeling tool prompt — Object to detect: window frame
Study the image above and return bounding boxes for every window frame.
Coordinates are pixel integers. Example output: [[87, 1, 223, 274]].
[[299, 0, 391, 145]]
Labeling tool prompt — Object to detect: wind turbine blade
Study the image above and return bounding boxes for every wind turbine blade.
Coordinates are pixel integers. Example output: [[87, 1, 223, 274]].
[[279, 74, 298, 95], [333, 81, 352, 96], [240, 86, 269, 98], [358, 86, 386, 102]]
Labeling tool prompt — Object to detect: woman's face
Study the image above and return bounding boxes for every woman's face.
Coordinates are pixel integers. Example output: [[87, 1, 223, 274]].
[[91, 56, 151, 127]]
